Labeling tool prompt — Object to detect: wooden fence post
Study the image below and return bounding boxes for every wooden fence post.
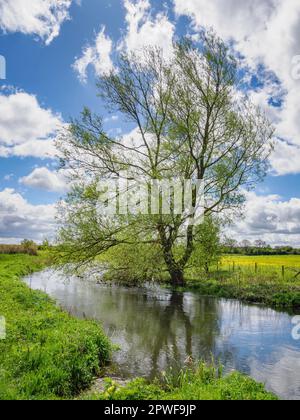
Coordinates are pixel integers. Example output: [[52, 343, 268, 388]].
[[255, 263, 258, 274]]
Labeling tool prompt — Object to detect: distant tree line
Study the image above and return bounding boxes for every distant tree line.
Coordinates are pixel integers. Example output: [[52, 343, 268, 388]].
[[222, 238, 300, 255]]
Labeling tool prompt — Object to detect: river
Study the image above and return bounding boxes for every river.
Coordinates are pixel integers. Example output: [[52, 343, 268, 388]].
[[24, 269, 300, 400]]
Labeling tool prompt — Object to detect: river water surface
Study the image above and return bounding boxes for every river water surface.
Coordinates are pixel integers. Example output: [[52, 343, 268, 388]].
[[24, 269, 300, 400]]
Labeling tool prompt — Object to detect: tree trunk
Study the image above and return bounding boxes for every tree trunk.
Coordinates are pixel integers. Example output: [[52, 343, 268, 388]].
[[205, 262, 209, 274], [157, 224, 186, 287], [170, 268, 185, 287]]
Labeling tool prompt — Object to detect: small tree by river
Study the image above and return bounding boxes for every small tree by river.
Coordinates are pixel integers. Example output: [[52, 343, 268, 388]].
[[57, 33, 273, 286]]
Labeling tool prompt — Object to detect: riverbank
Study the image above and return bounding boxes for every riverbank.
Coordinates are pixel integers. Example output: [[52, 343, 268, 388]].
[[83, 363, 277, 401], [184, 273, 300, 312], [0, 254, 111, 400], [0, 254, 283, 400], [101, 253, 300, 311]]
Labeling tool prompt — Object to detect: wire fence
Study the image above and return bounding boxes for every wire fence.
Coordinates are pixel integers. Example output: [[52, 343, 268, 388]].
[[215, 261, 300, 284]]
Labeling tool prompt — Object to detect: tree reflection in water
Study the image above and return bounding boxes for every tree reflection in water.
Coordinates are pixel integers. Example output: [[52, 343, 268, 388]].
[[24, 269, 300, 400]]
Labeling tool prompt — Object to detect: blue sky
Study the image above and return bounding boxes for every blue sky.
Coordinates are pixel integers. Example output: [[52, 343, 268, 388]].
[[0, 0, 300, 245]]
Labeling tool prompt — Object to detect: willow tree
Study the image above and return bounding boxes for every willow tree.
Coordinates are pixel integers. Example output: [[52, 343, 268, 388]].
[[57, 33, 273, 286]]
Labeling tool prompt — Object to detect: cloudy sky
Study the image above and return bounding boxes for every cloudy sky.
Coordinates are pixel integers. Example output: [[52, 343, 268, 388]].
[[0, 0, 300, 245]]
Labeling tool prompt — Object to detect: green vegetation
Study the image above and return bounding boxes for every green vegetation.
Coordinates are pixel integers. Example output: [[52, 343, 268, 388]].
[[98, 217, 222, 285], [223, 239, 300, 256], [0, 253, 281, 400], [57, 33, 273, 288], [0, 254, 111, 400], [99, 252, 300, 310], [92, 252, 300, 310], [84, 362, 277, 401], [183, 254, 300, 310]]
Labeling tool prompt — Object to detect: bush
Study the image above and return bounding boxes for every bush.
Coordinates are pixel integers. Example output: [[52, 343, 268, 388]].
[[20, 240, 38, 256], [272, 292, 300, 308]]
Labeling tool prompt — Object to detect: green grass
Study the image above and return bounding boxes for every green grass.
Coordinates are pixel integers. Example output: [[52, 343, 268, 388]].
[[0, 253, 281, 400], [222, 255, 300, 280], [0, 253, 111, 400], [184, 254, 300, 311], [83, 362, 277, 401]]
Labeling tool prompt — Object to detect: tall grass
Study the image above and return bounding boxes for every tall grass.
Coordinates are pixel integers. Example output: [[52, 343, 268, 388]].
[[85, 361, 277, 400]]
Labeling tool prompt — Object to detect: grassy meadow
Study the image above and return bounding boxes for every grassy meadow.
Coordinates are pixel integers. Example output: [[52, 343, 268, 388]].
[[184, 254, 300, 311], [223, 254, 300, 275], [0, 252, 281, 400], [0, 253, 111, 400]]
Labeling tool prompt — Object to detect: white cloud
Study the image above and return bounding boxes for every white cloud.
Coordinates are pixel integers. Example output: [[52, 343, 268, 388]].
[[173, 0, 300, 176], [3, 173, 13, 181], [269, 139, 300, 176], [0, 0, 74, 45], [73, 0, 175, 82], [119, 0, 175, 57], [0, 92, 62, 159], [9, 139, 57, 159], [104, 115, 119, 123], [173, 0, 277, 43], [0, 188, 56, 243], [19, 167, 68, 193], [231, 191, 300, 246], [73, 0, 300, 176], [0, 92, 61, 146], [250, 347, 300, 401], [73, 26, 114, 83]]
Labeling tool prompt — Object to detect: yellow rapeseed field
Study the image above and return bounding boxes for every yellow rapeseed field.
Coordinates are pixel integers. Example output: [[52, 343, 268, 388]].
[[223, 255, 300, 268]]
